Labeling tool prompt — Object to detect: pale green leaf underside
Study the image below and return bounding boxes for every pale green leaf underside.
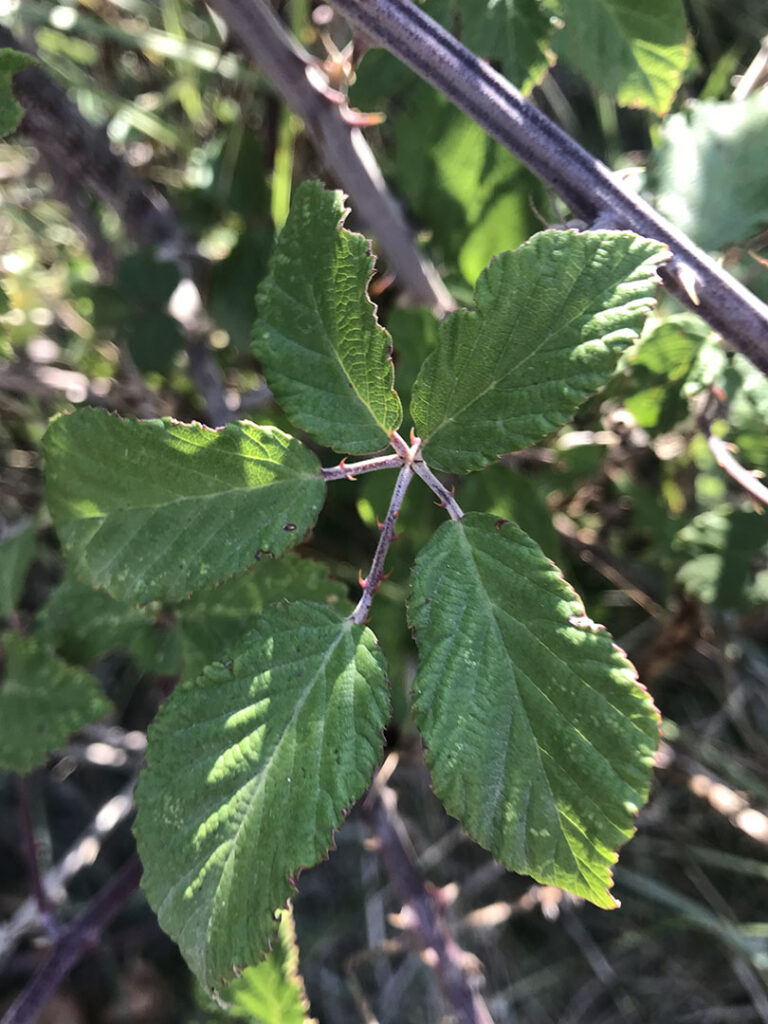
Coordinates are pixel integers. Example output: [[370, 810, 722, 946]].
[[43, 409, 325, 604], [408, 514, 659, 907], [411, 230, 667, 472], [224, 906, 315, 1023], [0, 633, 110, 773], [553, 0, 690, 115], [0, 519, 35, 616], [134, 602, 389, 990], [654, 93, 768, 252], [253, 180, 402, 454]]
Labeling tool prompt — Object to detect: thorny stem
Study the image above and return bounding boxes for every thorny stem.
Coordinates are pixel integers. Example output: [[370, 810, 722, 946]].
[[412, 459, 464, 521], [329, 0, 768, 376], [705, 433, 768, 508], [1, 856, 143, 1024], [349, 460, 415, 624], [322, 452, 403, 481], [698, 393, 768, 509], [340, 432, 464, 622]]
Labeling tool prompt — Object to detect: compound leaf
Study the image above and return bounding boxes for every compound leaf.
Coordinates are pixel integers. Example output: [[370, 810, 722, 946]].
[[43, 409, 325, 604], [411, 230, 667, 472], [253, 181, 402, 454], [0, 632, 110, 773], [553, 0, 690, 116], [0, 519, 35, 616], [408, 513, 659, 907], [134, 602, 389, 990], [0, 48, 35, 139]]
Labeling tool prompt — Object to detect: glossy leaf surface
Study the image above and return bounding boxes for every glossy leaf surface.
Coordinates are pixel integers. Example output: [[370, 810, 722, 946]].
[[253, 181, 401, 454], [408, 513, 659, 906], [411, 230, 667, 472], [43, 409, 324, 604], [135, 602, 389, 989]]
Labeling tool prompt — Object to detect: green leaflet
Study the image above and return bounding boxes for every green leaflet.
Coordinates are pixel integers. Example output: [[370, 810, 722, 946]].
[[653, 92, 768, 251], [36, 576, 169, 673], [411, 230, 667, 472], [173, 556, 349, 679], [42, 409, 325, 604], [552, 0, 690, 116], [134, 602, 389, 990], [217, 906, 315, 1023], [0, 519, 35, 616], [253, 180, 402, 454], [36, 556, 347, 679], [0, 633, 110, 773], [407, 513, 659, 907], [0, 48, 35, 139]]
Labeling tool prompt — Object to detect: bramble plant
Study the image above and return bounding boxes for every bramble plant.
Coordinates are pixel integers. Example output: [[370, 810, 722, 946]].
[[39, 180, 667, 991], [3, 0, 768, 1020]]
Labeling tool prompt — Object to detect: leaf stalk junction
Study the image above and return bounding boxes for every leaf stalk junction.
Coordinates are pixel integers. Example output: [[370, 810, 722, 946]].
[[323, 431, 464, 624]]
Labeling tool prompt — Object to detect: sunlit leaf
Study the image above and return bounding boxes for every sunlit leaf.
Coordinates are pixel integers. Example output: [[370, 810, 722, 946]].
[[253, 181, 402, 454], [43, 409, 325, 604], [408, 513, 659, 906], [553, 0, 690, 115], [654, 91, 768, 250], [411, 230, 667, 472], [135, 602, 389, 989]]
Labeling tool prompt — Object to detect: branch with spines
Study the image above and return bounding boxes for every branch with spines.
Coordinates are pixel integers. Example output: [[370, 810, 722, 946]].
[[329, 0, 768, 377]]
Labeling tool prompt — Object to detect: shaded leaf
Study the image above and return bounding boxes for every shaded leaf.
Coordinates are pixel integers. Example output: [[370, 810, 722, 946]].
[[0, 632, 110, 773], [553, 0, 690, 115], [174, 556, 349, 679], [253, 181, 402, 454], [674, 508, 768, 609], [209, 229, 273, 351], [408, 513, 659, 906], [411, 230, 667, 472], [134, 602, 389, 989], [654, 91, 768, 250], [0, 48, 35, 139], [0, 518, 35, 616], [43, 409, 325, 604], [35, 576, 173, 673], [457, 0, 553, 90]]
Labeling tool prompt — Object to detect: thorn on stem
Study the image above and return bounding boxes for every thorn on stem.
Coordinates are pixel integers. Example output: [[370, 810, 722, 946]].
[[358, 570, 368, 589]]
